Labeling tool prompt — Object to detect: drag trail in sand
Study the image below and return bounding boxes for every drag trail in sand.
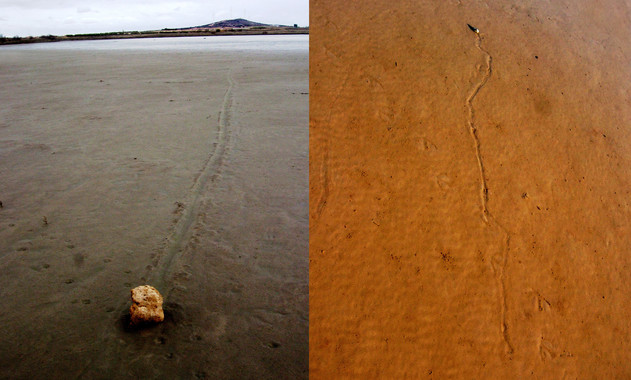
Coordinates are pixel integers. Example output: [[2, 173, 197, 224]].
[[465, 30, 513, 356], [150, 68, 234, 293]]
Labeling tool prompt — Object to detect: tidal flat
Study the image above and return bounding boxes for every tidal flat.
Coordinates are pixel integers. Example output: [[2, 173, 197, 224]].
[[0, 35, 308, 378]]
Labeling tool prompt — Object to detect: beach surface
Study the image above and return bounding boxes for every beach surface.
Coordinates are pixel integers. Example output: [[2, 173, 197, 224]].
[[310, 0, 631, 378], [0, 37, 307, 378]]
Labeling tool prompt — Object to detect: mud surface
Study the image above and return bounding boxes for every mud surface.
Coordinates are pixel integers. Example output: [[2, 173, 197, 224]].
[[0, 42, 307, 378], [310, 1, 631, 378]]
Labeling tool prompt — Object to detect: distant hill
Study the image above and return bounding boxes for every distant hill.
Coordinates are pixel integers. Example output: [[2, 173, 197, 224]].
[[186, 18, 270, 30]]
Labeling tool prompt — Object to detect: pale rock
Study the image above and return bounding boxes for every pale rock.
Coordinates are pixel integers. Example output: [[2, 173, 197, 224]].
[[130, 285, 164, 325]]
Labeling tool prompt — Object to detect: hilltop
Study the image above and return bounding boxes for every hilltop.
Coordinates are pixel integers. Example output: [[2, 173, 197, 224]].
[[192, 18, 270, 29], [167, 18, 296, 32]]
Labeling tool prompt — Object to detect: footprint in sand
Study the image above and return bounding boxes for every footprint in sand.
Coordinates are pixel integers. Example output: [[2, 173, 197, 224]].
[[436, 174, 451, 190], [539, 337, 556, 360], [73, 252, 86, 267]]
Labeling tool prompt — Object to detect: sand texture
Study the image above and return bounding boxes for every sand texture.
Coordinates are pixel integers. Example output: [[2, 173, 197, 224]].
[[310, 0, 631, 378], [0, 46, 307, 378]]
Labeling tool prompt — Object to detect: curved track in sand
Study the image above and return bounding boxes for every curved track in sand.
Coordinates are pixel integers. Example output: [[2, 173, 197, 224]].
[[150, 69, 235, 291], [465, 32, 514, 356]]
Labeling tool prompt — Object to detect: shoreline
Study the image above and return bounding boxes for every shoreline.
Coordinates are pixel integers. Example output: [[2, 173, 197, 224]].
[[0, 27, 309, 46]]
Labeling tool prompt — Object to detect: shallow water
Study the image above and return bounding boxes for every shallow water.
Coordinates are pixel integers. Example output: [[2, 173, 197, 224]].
[[0, 34, 308, 52]]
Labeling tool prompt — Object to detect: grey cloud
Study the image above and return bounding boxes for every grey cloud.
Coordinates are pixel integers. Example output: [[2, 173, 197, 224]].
[[0, 0, 308, 36]]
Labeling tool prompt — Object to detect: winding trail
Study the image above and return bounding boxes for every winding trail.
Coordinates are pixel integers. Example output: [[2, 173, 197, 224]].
[[466, 34, 493, 222], [314, 72, 350, 219], [150, 68, 234, 292], [465, 32, 514, 356]]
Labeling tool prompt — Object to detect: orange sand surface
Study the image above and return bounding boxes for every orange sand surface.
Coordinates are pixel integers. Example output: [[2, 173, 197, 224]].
[[310, 0, 631, 377]]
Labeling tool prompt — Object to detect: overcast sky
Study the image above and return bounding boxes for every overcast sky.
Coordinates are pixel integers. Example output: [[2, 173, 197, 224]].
[[0, 0, 308, 37]]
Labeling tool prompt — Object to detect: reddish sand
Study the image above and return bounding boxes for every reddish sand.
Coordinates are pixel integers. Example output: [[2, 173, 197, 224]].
[[310, 0, 631, 378]]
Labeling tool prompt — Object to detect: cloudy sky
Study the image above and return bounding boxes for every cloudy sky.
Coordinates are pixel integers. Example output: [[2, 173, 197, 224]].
[[0, 0, 308, 37]]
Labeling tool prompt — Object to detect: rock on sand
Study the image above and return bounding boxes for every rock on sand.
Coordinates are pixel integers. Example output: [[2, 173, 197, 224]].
[[130, 285, 164, 325]]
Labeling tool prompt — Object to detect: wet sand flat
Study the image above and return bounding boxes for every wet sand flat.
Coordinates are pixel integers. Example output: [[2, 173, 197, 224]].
[[310, 1, 631, 378], [0, 41, 307, 378]]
